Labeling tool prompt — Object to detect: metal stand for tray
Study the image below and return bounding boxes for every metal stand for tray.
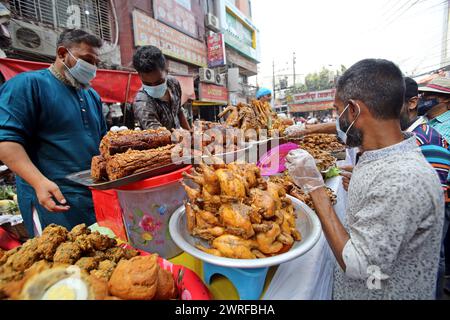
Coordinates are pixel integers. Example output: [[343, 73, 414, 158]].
[[203, 262, 269, 300]]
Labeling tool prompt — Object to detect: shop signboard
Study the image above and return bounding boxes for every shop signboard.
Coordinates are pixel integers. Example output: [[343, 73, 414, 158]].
[[199, 83, 228, 104], [207, 33, 226, 68], [219, 1, 260, 62], [132, 10, 207, 67], [153, 0, 198, 39], [292, 89, 336, 104]]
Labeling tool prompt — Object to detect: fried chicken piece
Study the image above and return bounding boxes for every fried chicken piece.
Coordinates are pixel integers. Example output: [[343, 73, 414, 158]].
[[86, 232, 117, 251], [256, 223, 283, 255], [192, 227, 225, 241], [0, 247, 18, 266], [219, 203, 255, 239], [42, 224, 69, 239], [185, 202, 197, 234], [75, 257, 99, 272], [249, 188, 276, 219], [195, 245, 223, 257], [53, 242, 82, 265], [38, 231, 68, 261], [210, 235, 257, 260], [74, 234, 95, 253], [0, 249, 5, 262], [6, 239, 42, 272], [215, 169, 246, 198], [90, 260, 117, 281], [108, 255, 159, 300], [87, 250, 107, 261], [68, 224, 91, 241], [105, 247, 127, 263]]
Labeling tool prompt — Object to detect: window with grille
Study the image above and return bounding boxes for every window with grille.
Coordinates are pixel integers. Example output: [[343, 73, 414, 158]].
[[8, 0, 113, 42]]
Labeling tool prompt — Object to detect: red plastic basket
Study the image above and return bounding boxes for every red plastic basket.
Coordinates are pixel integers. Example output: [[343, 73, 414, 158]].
[[91, 189, 128, 241]]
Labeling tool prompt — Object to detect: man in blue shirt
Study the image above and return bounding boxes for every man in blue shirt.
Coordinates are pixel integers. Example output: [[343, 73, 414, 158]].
[[0, 29, 107, 236]]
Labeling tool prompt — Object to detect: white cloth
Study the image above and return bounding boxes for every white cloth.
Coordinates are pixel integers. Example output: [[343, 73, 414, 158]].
[[262, 177, 347, 300]]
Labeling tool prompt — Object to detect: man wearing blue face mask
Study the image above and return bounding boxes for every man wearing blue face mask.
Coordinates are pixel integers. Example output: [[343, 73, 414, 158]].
[[132, 46, 191, 131], [286, 59, 444, 300], [0, 29, 107, 236]]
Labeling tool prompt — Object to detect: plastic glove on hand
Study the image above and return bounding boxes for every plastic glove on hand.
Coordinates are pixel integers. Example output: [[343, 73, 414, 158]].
[[285, 149, 325, 194]]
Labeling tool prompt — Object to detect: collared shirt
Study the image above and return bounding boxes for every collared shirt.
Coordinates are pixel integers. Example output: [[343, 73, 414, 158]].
[[133, 76, 182, 130], [407, 118, 450, 202], [333, 134, 444, 300], [0, 68, 107, 236], [428, 110, 450, 143]]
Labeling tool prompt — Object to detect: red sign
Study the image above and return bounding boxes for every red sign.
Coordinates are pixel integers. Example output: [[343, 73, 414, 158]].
[[207, 33, 226, 68], [198, 83, 228, 104]]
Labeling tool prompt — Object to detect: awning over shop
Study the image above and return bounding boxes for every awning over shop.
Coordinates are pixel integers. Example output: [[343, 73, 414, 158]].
[[0, 58, 195, 104]]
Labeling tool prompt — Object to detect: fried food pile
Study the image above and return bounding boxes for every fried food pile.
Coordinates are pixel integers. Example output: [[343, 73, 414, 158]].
[[173, 121, 244, 158], [182, 163, 302, 260], [0, 224, 177, 300], [91, 128, 177, 181], [218, 100, 291, 140], [297, 134, 345, 153], [269, 173, 337, 211]]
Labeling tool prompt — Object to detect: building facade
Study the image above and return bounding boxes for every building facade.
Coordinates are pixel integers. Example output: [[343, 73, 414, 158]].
[[0, 0, 121, 67]]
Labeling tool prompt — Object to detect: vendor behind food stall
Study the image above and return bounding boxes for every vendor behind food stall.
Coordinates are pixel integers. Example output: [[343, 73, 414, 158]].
[[133, 46, 191, 131], [256, 88, 273, 104], [0, 29, 107, 237]]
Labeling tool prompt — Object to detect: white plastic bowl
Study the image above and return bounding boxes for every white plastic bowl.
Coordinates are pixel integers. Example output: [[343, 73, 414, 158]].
[[169, 196, 322, 269]]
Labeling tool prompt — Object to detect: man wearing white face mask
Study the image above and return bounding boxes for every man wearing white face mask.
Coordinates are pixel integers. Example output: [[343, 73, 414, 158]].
[[286, 59, 444, 300], [132, 46, 191, 131], [0, 29, 107, 236]]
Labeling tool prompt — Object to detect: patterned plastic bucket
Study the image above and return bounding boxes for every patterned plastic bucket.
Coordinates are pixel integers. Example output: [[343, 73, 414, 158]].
[[115, 166, 192, 259]]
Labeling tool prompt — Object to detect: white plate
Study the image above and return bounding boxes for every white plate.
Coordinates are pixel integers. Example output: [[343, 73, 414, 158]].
[[169, 196, 322, 269]]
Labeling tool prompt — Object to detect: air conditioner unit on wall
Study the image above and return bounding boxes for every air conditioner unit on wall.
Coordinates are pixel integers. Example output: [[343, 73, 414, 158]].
[[205, 13, 220, 33], [215, 73, 226, 86], [10, 21, 58, 57], [199, 68, 217, 84]]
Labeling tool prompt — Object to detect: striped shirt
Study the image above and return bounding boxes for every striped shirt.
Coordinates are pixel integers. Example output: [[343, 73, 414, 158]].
[[408, 118, 450, 202], [428, 110, 450, 144]]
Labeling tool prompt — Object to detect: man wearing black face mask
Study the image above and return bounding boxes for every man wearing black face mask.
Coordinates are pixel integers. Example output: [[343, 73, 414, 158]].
[[418, 78, 450, 296], [286, 59, 444, 300], [418, 78, 450, 143], [0, 29, 107, 236]]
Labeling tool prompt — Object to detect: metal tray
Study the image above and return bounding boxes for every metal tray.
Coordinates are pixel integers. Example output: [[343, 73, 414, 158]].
[[169, 196, 322, 269], [66, 162, 189, 191], [66, 146, 253, 191]]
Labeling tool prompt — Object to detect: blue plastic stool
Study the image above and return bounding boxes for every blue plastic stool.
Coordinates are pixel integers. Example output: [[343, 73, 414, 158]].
[[203, 262, 269, 300]]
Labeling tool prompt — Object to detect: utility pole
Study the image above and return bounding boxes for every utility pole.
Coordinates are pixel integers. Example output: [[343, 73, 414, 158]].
[[441, 0, 450, 68], [293, 52, 296, 89], [272, 60, 276, 101]]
